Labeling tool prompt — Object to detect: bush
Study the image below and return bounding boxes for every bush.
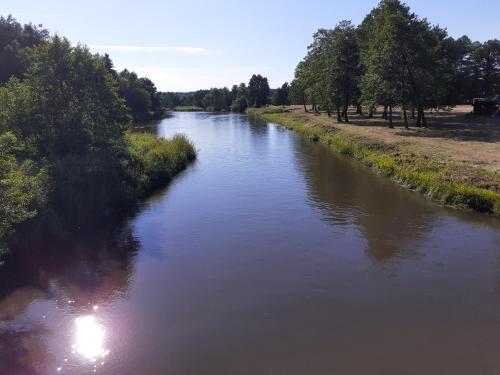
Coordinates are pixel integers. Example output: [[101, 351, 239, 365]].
[[231, 96, 248, 113], [0, 132, 46, 249]]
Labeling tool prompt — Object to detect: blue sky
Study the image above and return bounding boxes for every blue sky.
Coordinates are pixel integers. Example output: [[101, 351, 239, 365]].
[[2, 0, 499, 91]]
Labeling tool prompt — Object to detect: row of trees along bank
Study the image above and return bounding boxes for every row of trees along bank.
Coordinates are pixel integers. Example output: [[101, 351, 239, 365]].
[[0, 15, 196, 253], [159, 74, 271, 112], [287, 0, 500, 128]]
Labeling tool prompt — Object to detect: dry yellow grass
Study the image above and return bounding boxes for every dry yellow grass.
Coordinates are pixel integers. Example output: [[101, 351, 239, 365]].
[[285, 105, 500, 173]]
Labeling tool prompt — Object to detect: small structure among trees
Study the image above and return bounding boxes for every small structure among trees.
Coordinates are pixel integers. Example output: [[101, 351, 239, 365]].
[[472, 95, 500, 117]]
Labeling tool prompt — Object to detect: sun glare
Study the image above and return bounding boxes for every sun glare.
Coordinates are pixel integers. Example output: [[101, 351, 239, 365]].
[[74, 316, 109, 362]]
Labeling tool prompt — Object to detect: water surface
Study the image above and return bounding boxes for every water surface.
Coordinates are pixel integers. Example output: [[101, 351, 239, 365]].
[[1, 112, 500, 375]]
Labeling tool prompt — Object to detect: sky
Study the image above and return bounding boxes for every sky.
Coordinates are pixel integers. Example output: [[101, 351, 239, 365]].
[[2, 0, 499, 92]]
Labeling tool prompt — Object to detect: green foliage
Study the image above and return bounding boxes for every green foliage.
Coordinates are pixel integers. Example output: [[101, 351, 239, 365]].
[[201, 87, 232, 112], [291, 22, 360, 120], [471, 39, 500, 97], [272, 82, 290, 106], [292, 0, 500, 126], [159, 77, 268, 113], [0, 15, 49, 84], [0, 132, 46, 250], [231, 96, 249, 113], [248, 74, 270, 107], [0, 37, 129, 159], [0, 23, 197, 249], [118, 70, 165, 122]]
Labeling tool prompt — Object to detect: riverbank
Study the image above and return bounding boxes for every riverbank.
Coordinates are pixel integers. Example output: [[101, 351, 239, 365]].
[[248, 106, 500, 217], [1, 132, 196, 255], [174, 106, 204, 112]]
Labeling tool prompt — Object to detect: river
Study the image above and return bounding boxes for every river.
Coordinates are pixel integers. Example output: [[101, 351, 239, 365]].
[[1, 112, 499, 374]]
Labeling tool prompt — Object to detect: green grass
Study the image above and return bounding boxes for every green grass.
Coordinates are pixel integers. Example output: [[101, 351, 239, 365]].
[[125, 132, 196, 196], [174, 106, 204, 112], [248, 108, 500, 217], [260, 107, 291, 115], [0, 132, 196, 253]]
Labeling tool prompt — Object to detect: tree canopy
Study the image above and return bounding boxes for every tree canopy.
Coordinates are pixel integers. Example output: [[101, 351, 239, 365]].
[[288, 0, 500, 127], [248, 74, 270, 108]]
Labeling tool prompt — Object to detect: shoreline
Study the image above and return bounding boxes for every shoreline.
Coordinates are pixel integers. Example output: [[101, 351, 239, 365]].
[[248, 107, 500, 217], [1, 131, 196, 256]]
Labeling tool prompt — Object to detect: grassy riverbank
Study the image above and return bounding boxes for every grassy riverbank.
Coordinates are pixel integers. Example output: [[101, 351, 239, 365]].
[[249, 107, 500, 217], [125, 132, 196, 197], [0, 132, 196, 255], [174, 106, 204, 112]]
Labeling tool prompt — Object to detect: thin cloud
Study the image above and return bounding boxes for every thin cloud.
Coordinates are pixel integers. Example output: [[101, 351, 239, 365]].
[[89, 45, 217, 55], [131, 66, 272, 73], [121, 66, 278, 92]]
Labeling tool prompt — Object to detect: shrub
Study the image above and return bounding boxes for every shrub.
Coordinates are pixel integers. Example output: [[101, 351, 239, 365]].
[[124, 132, 196, 196], [0, 132, 46, 250]]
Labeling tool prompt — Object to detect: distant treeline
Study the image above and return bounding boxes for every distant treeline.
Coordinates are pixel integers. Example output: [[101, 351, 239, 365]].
[[285, 0, 500, 128], [0, 15, 195, 252], [160, 74, 272, 112]]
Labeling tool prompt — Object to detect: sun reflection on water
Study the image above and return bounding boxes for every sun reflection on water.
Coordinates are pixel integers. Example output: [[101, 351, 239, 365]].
[[73, 315, 109, 362]]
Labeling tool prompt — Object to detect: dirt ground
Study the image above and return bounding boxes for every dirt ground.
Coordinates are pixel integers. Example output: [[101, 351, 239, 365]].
[[287, 105, 500, 173]]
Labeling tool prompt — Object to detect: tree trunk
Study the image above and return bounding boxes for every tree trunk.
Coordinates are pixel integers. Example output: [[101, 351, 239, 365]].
[[422, 110, 427, 128], [336, 104, 342, 123], [368, 107, 374, 118], [327, 110, 331, 117], [403, 109, 409, 129], [312, 96, 319, 113], [356, 104, 362, 115], [411, 108, 416, 119], [302, 93, 308, 112], [344, 104, 349, 123], [382, 105, 388, 120], [388, 103, 394, 128], [417, 107, 422, 127]]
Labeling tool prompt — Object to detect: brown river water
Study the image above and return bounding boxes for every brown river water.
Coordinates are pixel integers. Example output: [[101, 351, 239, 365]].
[[1, 112, 500, 375]]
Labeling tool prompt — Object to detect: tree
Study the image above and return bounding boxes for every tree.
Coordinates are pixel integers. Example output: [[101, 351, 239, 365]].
[[289, 63, 310, 112], [0, 16, 196, 246], [248, 74, 270, 107], [473, 40, 500, 97], [295, 23, 360, 122], [117, 70, 164, 122], [1, 36, 129, 158], [231, 85, 239, 101], [360, 0, 418, 128], [327, 21, 360, 122], [231, 96, 248, 113], [272, 82, 290, 107], [0, 36, 131, 236], [222, 87, 233, 110], [192, 90, 209, 108], [0, 15, 49, 84], [126, 88, 152, 113], [237, 83, 248, 98], [0, 132, 45, 249]]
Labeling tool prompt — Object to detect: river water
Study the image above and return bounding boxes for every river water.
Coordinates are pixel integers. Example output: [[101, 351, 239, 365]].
[[1, 112, 499, 375]]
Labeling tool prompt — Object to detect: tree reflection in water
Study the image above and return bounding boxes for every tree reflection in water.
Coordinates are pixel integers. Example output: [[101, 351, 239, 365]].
[[294, 137, 435, 261]]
